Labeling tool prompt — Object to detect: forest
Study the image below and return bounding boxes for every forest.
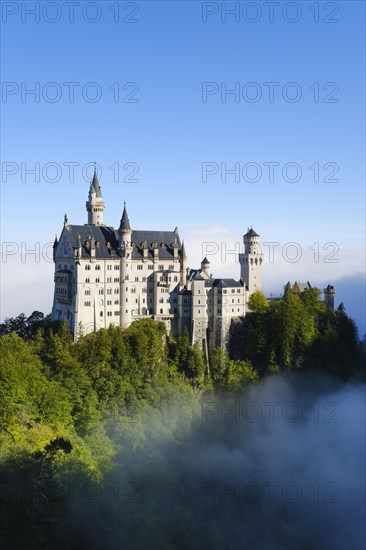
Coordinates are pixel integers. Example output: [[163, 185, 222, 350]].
[[0, 287, 364, 549]]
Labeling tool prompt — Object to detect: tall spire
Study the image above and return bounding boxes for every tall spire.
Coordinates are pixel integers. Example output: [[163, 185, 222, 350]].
[[86, 164, 105, 225], [119, 201, 131, 232], [89, 164, 103, 199]]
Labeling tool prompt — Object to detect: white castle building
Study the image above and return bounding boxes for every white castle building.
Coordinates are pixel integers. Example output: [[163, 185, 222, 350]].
[[52, 171, 263, 353]]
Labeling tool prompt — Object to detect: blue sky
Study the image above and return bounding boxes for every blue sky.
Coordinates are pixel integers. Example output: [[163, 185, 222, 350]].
[[1, 1, 365, 334]]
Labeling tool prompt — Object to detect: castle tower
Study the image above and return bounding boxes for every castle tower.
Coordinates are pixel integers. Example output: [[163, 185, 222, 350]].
[[323, 284, 335, 309], [201, 257, 211, 277], [86, 167, 105, 225], [119, 202, 132, 327], [239, 228, 263, 294]]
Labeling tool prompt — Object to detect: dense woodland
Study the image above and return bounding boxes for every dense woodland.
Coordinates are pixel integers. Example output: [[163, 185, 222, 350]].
[[0, 287, 364, 549]]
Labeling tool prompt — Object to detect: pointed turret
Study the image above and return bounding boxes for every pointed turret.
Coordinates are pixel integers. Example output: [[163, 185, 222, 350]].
[[86, 165, 105, 225], [90, 168, 102, 198], [119, 201, 131, 232], [118, 201, 132, 251]]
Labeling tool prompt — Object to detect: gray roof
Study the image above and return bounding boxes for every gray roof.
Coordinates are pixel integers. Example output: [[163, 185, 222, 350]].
[[201, 257, 210, 265], [212, 278, 243, 288], [63, 225, 183, 260], [245, 228, 259, 238], [119, 204, 131, 231], [90, 170, 103, 198]]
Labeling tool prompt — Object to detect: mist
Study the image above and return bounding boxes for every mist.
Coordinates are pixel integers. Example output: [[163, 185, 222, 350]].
[[59, 372, 365, 550]]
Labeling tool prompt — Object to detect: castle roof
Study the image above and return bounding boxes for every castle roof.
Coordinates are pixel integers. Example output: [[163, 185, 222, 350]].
[[90, 169, 103, 198], [244, 228, 259, 238], [119, 203, 131, 231], [64, 224, 183, 260], [212, 278, 243, 288]]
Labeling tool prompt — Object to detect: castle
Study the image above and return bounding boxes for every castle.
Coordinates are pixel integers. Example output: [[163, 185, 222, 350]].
[[51, 170, 263, 352], [52, 171, 335, 352]]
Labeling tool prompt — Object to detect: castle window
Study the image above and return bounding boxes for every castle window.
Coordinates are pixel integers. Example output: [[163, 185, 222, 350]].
[[135, 277, 138, 282], [107, 265, 112, 270], [142, 288, 147, 293], [100, 311, 103, 317], [160, 309, 163, 314], [232, 299, 234, 303], [198, 290, 201, 294], [85, 278, 90, 283], [231, 289, 235, 293], [174, 276, 178, 282], [96, 241, 100, 247], [107, 277, 112, 283], [218, 309, 221, 314], [198, 310, 200, 314], [107, 311, 112, 317], [114, 289, 119, 294], [159, 265, 164, 271], [114, 278, 120, 283], [198, 300, 201, 304], [148, 264, 153, 270], [131, 288, 136, 294], [223, 290, 227, 294], [85, 265, 91, 271], [85, 290, 91, 296], [142, 277, 146, 282], [107, 300, 112, 305], [114, 265, 119, 270], [137, 265, 143, 270], [95, 265, 101, 270], [84, 301, 91, 307], [107, 288, 112, 295], [99, 289, 104, 295], [114, 311, 119, 316], [169, 265, 174, 270], [114, 300, 119, 305], [96, 278, 100, 283]]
